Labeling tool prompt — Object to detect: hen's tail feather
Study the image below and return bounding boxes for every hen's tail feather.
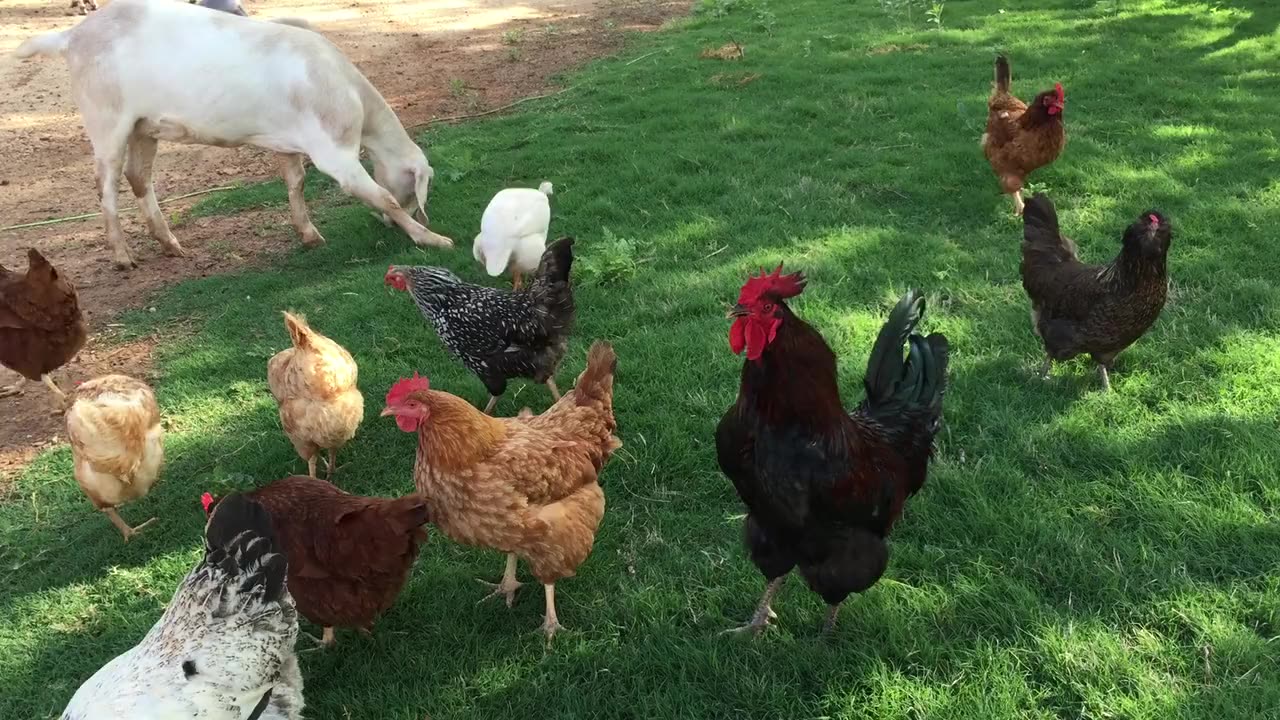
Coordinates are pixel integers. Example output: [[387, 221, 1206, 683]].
[[994, 55, 1011, 94], [538, 181, 554, 196], [573, 340, 618, 414], [530, 236, 576, 330], [282, 311, 312, 349], [204, 494, 288, 606], [1021, 193, 1079, 264]]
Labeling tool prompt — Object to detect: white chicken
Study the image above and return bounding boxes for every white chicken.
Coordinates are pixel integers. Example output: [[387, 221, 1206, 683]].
[[66, 374, 165, 541], [473, 181, 554, 289], [60, 493, 304, 720]]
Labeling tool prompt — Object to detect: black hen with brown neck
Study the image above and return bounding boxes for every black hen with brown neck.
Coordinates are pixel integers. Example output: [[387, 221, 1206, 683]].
[[714, 267, 949, 636], [1021, 194, 1171, 391]]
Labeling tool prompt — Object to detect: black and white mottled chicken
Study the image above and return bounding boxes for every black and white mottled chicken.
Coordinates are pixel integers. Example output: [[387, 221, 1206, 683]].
[[60, 493, 304, 719], [384, 236, 575, 414]]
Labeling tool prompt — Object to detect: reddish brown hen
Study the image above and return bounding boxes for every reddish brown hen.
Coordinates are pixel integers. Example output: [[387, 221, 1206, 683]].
[[209, 475, 430, 647], [0, 248, 87, 407], [982, 55, 1066, 215]]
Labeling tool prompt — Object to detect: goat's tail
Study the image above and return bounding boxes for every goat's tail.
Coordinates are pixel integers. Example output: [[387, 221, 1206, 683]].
[[15, 30, 70, 59]]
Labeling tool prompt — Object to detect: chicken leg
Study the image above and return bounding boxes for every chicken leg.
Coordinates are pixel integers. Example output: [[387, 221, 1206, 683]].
[[307, 454, 318, 479], [104, 508, 157, 542], [541, 583, 563, 641], [1038, 356, 1053, 380], [43, 374, 70, 411], [1097, 364, 1112, 391], [483, 395, 500, 415], [324, 448, 337, 480], [512, 269, 524, 291], [546, 379, 561, 402], [1011, 189, 1025, 216], [821, 604, 842, 636], [721, 575, 785, 636], [0, 377, 26, 399], [478, 553, 524, 607]]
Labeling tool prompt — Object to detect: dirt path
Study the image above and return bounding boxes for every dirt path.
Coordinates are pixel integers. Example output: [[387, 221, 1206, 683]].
[[0, 0, 688, 482]]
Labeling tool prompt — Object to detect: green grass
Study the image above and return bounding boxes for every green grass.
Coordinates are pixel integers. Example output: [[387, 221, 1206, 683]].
[[3, 0, 1279, 717]]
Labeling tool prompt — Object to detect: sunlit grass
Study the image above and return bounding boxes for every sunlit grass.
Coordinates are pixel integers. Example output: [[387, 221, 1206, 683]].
[[1, 0, 1278, 718]]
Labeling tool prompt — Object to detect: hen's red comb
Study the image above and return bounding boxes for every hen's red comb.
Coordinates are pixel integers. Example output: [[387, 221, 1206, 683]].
[[386, 372, 430, 405], [1148, 214, 1160, 228], [201, 492, 214, 514], [1055, 82, 1065, 102], [737, 264, 807, 306]]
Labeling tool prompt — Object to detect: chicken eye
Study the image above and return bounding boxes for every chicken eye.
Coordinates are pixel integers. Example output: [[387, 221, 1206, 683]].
[[763, 302, 775, 312]]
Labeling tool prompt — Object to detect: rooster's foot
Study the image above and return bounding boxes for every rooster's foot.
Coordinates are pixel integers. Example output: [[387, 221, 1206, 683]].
[[720, 607, 778, 637]]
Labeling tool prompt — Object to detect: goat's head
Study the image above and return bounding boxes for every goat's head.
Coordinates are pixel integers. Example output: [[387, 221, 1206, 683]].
[[374, 147, 434, 224]]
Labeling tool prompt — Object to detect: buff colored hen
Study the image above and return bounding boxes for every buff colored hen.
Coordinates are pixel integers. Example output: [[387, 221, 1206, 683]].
[[66, 374, 165, 541], [267, 312, 364, 480]]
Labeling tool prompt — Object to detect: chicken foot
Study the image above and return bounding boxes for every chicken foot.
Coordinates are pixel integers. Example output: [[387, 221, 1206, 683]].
[[721, 575, 785, 636], [301, 626, 338, 651], [0, 377, 25, 399], [541, 583, 564, 642], [104, 508, 157, 542], [1038, 356, 1053, 380], [477, 553, 524, 607]]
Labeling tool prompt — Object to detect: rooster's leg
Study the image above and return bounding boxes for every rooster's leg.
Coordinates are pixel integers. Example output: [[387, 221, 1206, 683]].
[[721, 575, 786, 636], [301, 627, 338, 650], [546, 379, 561, 402], [1012, 190, 1025, 216], [0, 377, 26, 399], [821, 604, 842, 635], [1039, 356, 1053, 380], [478, 553, 524, 607], [541, 583, 563, 641], [1097, 364, 1112, 391], [103, 508, 157, 542], [307, 455, 318, 479], [483, 395, 500, 415]]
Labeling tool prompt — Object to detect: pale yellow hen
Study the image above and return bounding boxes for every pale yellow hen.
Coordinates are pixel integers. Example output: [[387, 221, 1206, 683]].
[[267, 311, 364, 480], [66, 374, 165, 541]]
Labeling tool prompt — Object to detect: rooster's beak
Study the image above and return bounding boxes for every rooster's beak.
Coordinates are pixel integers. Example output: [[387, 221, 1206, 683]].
[[726, 304, 748, 319]]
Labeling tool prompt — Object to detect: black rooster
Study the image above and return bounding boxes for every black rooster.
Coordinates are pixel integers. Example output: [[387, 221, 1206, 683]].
[[715, 266, 948, 635], [1021, 194, 1171, 390], [384, 236, 575, 414]]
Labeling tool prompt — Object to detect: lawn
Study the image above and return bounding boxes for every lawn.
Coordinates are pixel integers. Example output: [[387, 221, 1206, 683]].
[[2, 0, 1279, 717]]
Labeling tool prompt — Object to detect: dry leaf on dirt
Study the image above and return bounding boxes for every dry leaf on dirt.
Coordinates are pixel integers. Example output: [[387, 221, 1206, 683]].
[[700, 42, 744, 60]]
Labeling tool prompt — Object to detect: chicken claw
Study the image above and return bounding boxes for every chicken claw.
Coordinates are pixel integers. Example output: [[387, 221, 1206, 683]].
[[104, 508, 157, 542], [0, 381, 24, 399], [301, 627, 337, 651], [722, 576, 785, 637], [477, 553, 524, 607]]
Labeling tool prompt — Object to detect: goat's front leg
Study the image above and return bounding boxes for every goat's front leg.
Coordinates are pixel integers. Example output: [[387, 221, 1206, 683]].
[[277, 153, 325, 248], [310, 149, 452, 249], [125, 135, 185, 259]]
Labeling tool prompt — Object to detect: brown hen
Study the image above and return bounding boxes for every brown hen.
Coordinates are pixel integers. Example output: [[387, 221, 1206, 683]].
[[380, 341, 620, 640], [0, 248, 87, 407], [225, 475, 430, 647], [982, 55, 1066, 215]]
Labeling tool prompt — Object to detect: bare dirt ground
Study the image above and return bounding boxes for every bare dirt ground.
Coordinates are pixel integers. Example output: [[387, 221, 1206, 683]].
[[0, 0, 689, 481]]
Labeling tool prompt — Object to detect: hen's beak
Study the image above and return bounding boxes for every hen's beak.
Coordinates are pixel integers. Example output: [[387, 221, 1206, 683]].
[[726, 304, 748, 319], [379, 406, 397, 417]]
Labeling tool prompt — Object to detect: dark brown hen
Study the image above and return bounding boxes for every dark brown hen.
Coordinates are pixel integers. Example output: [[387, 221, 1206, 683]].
[[0, 248, 87, 406], [1021, 194, 1171, 390], [214, 476, 430, 647]]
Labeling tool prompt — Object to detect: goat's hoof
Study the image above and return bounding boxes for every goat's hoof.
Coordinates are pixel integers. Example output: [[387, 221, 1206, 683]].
[[300, 228, 327, 248]]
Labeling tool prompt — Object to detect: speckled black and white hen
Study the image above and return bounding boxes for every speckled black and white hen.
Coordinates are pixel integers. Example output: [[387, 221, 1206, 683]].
[[385, 236, 576, 415], [60, 494, 303, 720]]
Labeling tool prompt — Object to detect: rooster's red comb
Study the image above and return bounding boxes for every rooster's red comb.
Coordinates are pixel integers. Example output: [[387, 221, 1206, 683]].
[[201, 492, 214, 514], [1055, 82, 1065, 102], [736, 264, 807, 306], [386, 373, 430, 405]]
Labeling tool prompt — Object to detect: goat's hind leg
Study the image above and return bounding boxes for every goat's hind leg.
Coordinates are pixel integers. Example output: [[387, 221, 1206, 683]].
[[277, 153, 325, 248], [308, 146, 453, 249], [85, 119, 136, 270], [125, 134, 185, 259]]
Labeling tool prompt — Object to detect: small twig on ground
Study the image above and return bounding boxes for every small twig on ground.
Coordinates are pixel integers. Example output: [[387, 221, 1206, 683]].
[[407, 85, 577, 130], [0, 185, 239, 233]]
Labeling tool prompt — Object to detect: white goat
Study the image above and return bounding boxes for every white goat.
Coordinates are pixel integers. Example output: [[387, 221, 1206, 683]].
[[16, 0, 451, 270]]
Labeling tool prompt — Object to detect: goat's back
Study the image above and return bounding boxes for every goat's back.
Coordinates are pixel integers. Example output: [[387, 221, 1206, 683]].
[[53, 0, 376, 150]]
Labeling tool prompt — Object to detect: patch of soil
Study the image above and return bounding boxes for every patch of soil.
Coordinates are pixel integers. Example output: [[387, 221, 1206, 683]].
[[0, 0, 692, 483]]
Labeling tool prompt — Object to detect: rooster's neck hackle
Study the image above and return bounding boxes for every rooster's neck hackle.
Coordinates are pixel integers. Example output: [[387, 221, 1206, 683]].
[[740, 304, 847, 426]]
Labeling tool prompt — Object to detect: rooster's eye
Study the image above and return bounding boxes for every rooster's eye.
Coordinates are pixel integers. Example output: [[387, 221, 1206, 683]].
[[763, 303, 775, 312]]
